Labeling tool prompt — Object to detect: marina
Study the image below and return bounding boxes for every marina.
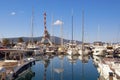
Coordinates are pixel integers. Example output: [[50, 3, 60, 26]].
[[0, 0, 120, 80], [0, 11, 120, 79], [0, 48, 120, 80], [0, 11, 120, 80]]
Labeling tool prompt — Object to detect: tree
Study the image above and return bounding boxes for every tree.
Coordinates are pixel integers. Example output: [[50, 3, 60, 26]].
[[18, 37, 24, 43], [2, 38, 10, 46]]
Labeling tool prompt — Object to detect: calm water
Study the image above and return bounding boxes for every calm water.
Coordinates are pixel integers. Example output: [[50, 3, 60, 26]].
[[30, 54, 99, 80]]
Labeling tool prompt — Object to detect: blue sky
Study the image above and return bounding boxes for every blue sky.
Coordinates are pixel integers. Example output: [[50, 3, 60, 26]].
[[0, 0, 120, 43]]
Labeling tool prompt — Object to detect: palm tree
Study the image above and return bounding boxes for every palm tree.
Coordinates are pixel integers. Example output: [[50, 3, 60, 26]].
[[2, 38, 10, 46], [18, 37, 24, 43]]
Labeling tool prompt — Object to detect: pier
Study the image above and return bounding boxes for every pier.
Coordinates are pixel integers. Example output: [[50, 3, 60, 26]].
[[12, 59, 35, 79], [0, 49, 36, 80]]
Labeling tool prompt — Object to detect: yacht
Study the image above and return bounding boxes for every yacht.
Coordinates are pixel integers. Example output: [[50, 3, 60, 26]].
[[58, 46, 65, 54], [92, 46, 106, 56], [27, 43, 41, 55], [78, 45, 91, 55], [45, 46, 56, 54], [67, 13, 78, 56], [92, 42, 106, 56], [13, 42, 26, 50], [78, 11, 91, 56], [97, 57, 120, 80], [114, 47, 120, 57], [66, 42, 78, 55], [98, 63, 113, 80], [26, 8, 41, 56], [106, 45, 114, 55]]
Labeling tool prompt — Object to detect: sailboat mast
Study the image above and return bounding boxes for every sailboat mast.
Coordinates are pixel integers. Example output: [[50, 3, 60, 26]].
[[60, 23, 63, 46], [82, 10, 84, 52], [31, 8, 34, 43], [81, 10, 85, 80], [72, 11, 73, 47], [71, 10, 74, 80], [51, 14, 54, 44], [97, 24, 100, 41]]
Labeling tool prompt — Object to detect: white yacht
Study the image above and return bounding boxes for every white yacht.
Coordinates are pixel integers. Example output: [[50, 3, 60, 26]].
[[97, 57, 120, 80], [92, 42, 106, 56], [67, 13, 78, 55], [27, 43, 41, 55], [98, 63, 113, 80], [78, 45, 91, 55], [106, 46, 114, 55], [92, 46, 106, 56], [27, 43, 40, 50], [13, 42, 26, 50], [45, 46, 56, 54], [66, 42, 78, 55]]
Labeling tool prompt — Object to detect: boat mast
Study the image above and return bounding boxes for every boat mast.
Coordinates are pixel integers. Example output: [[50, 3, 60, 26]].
[[71, 10, 74, 80], [82, 10, 84, 53], [97, 24, 100, 41], [31, 8, 34, 44], [60, 20, 63, 46], [51, 14, 54, 45], [72, 10, 73, 55], [82, 9, 85, 80]]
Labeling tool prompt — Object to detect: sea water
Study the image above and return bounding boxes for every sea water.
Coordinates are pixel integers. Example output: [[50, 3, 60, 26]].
[[31, 55, 99, 80]]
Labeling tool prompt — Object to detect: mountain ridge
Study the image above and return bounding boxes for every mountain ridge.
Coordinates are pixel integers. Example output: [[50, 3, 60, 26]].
[[4, 36, 82, 44]]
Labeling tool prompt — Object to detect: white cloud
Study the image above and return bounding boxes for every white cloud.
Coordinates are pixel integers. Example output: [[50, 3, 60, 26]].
[[10, 12, 16, 16], [53, 20, 63, 26]]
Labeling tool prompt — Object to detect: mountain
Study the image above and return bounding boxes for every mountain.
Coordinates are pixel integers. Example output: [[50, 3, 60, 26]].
[[4, 36, 82, 44]]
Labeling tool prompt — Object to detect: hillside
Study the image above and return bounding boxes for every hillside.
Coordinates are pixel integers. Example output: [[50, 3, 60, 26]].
[[4, 36, 82, 44]]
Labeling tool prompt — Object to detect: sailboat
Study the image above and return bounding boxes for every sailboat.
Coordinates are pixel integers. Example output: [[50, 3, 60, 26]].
[[78, 10, 90, 55], [92, 25, 106, 56], [26, 8, 40, 55], [67, 12, 78, 55], [58, 23, 66, 54]]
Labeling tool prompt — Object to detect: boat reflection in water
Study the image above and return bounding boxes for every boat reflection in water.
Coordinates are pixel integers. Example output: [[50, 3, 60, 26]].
[[15, 68, 35, 80], [30, 53, 99, 80]]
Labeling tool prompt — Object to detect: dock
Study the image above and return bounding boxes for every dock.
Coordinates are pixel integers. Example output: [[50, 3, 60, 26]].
[[12, 58, 35, 79]]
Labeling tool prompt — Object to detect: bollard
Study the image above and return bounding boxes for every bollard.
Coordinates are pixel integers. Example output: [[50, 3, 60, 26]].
[[109, 72, 113, 80]]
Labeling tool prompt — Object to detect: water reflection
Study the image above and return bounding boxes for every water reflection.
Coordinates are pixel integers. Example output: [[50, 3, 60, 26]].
[[78, 55, 90, 63], [53, 54, 64, 80], [67, 55, 78, 64], [15, 68, 35, 80], [42, 55, 50, 80], [31, 54, 99, 80]]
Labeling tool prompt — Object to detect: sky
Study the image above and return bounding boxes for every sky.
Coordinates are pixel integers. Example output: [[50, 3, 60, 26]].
[[0, 0, 120, 43]]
